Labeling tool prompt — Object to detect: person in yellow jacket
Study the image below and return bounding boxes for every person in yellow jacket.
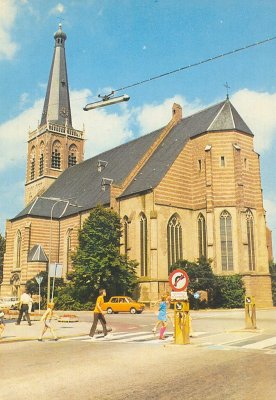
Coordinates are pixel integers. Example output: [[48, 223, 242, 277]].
[[89, 289, 108, 340], [38, 302, 58, 341]]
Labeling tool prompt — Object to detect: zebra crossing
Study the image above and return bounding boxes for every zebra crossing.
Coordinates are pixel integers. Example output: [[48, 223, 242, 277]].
[[63, 331, 175, 344], [203, 333, 276, 355], [52, 330, 276, 354]]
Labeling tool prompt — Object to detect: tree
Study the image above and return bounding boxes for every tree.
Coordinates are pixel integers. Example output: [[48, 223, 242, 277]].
[[0, 233, 6, 284], [25, 271, 65, 307], [70, 205, 138, 303]]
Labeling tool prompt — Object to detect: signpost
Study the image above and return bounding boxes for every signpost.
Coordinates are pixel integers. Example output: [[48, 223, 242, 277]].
[[35, 276, 43, 314], [49, 263, 63, 302], [169, 269, 190, 344]]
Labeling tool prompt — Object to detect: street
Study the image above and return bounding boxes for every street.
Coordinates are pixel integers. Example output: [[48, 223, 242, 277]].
[[1, 309, 276, 400]]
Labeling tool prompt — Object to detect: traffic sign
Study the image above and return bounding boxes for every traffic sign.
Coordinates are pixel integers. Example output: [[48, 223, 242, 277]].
[[194, 292, 200, 300], [35, 276, 43, 285], [171, 291, 188, 301], [175, 302, 183, 311], [169, 269, 189, 292]]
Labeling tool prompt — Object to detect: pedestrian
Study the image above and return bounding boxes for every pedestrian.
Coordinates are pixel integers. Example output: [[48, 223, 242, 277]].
[[16, 290, 32, 326], [0, 310, 5, 338], [152, 294, 172, 335], [157, 295, 168, 340], [38, 302, 58, 341], [89, 288, 109, 341]]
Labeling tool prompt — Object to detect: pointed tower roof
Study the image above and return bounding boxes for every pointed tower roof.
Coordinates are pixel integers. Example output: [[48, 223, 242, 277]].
[[40, 24, 72, 127], [206, 98, 252, 134]]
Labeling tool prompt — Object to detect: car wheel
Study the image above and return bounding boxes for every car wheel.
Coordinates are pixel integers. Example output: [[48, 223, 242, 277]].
[[130, 307, 137, 314], [107, 308, 113, 314]]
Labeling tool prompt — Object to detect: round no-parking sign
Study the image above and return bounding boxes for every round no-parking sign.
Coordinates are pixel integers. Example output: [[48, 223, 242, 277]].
[[169, 269, 189, 292]]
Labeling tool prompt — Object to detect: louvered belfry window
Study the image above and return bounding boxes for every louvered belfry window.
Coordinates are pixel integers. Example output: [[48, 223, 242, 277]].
[[167, 214, 183, 272], [30, 157, 35, 180], [220, 210, 234, 271], [39, 153, 44, 176], [246, 209, 255, 271], [68, 144, 77, 167], [140, 213, 148, 276], [15, 230, 22, 269], [51, 141, 61, 169], [198, 213, 207, 258]]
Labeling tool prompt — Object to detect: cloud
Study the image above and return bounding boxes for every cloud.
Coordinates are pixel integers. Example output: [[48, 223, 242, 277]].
[[70, 89, 134, 158], [0, 98, 42, 171], [136, 95, 203, 134], [49, 3, 65, 15], [231, 89, 276, 153], [0, 0, 18, 60]]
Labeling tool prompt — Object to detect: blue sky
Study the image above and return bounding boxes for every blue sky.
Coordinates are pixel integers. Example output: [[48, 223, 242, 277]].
[[0, 0, 275, 255]]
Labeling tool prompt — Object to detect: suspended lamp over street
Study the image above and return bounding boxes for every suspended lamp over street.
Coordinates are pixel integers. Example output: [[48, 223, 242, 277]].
[[83, 91, 130, 111]]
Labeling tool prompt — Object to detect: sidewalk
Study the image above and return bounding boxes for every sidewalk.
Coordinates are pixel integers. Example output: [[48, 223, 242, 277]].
[[0, 317, 91, 344]]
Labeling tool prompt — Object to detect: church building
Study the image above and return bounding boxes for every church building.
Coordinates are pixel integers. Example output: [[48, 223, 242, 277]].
[[1, 25, 273, 307]]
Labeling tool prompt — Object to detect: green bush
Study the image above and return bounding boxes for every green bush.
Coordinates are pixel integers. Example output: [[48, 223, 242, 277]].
[[269, 263, 276, 306], [212, 275, 245, 308]]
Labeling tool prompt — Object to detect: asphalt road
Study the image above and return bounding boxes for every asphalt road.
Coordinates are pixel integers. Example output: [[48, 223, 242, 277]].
[[1, 309, 276, 400]]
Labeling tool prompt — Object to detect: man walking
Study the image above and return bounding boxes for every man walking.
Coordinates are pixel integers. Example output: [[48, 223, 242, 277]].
[[89, 288, 108, 340], [16, 290, 32, 326]]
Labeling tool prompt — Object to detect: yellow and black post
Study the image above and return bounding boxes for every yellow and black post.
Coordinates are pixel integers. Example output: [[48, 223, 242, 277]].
[[174, 301, 190, 344], [245, 295, 257, 329]]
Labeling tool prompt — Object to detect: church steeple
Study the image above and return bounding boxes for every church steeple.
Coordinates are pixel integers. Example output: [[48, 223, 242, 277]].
[[40, 23, 72, 127], [24, 25, 84, 206]]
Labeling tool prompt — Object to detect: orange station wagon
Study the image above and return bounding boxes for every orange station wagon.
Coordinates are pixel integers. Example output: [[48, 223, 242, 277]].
[[101, 296, 145, 314]]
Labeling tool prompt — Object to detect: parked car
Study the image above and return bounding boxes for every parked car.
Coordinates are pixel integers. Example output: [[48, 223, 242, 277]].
[[101, 296, 145, 314], [0, 296, 20, 310]]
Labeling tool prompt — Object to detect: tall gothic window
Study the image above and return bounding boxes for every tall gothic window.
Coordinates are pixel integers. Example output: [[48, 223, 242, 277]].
[[51, 140, 61, 169], [140, 213, 147, 276], [167, 214, 183, 271], [15, 230, 22, 269], [66, 229, 72, 275], [123, 216, 129, 255], [198, 213, 207, 258], [246, 209, 255, 271], [68, 144, 77, 167], [220, 210, 233, 271]]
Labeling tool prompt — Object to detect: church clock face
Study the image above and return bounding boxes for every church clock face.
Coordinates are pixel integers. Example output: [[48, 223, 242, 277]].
[[60, 107, 69, 118]]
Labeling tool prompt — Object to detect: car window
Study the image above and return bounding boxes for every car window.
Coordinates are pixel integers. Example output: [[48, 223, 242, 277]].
[[111, 298, 118, 303], [119, 298, 126, 303], [127, 297, 133, 302]]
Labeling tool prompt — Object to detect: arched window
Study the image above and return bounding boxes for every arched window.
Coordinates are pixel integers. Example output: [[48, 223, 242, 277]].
[[140, 213, 147, 276], [167, 214, 183, 271], [68, 144, 77, 167], [198, 213, 207, 258], [15, 230, 22, 269], [30, 146, 35, 180], [51, 140, 61, 169], [246, 209, 255, 271], [39, 142, 44, 176], [123, 216, 129, 255], [220, 210, 233, 271]]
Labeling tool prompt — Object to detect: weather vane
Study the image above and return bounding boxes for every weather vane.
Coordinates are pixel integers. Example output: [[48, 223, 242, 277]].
[[224, 82, 230, 99]]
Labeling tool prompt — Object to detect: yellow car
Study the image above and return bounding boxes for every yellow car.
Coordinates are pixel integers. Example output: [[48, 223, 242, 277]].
[[102, 296, 145, 314]]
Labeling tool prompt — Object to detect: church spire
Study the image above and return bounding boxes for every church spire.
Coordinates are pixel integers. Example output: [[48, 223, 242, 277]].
[[40, 23, 72, 127]]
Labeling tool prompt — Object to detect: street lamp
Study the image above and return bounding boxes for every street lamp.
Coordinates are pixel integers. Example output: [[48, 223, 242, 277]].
[[83, 92, 130, 111], [39, 197, 82, 304]]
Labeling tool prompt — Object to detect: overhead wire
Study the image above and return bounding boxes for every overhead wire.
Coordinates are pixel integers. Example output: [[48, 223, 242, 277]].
[[111, 35, 276, 95]]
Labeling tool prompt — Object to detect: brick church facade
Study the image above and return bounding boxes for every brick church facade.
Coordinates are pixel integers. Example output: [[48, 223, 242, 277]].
[[1, 25, 273, 306]]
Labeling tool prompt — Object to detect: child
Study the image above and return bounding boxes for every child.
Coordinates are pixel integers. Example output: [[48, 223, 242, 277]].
[[152, 295, 168, 340], [38, 302, 58, 341], [0, 310, 5, 339]]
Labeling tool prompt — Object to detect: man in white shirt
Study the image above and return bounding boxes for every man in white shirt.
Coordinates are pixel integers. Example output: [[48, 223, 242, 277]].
[[16, 291, 32, 326]]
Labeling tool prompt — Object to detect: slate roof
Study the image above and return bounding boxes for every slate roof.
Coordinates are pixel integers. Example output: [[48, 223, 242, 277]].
[[27, 244, 48, 262], [13, 99, 252, 221]]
